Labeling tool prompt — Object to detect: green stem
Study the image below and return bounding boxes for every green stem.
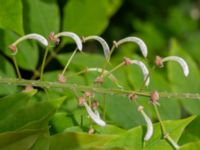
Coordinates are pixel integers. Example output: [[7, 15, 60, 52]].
[[31, 45, 62, 80], [12, 56, 22, 80], [40, 46, 50, 80], [102, 62, 125, 79], [153, 104, 180, 149], [153, 104, 167, 134], [61, 48, 78, 76], [109, 44, 116, 58], [0, 78, 200, 100]]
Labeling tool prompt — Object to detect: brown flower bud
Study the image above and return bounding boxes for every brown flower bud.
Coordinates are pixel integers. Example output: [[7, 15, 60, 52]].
[[78, 97, 85, 106], [92, 101, 99, 110], [23, 85, 34, 92], [57, 74, 66, 83], [84, 91, 93, 97], [155, 56, 163, 67], [128, 93, 138, 101], [48, 32, 60, 45], [150, 91, 159, 105], [123, 57, 132, 65], [9, 44, 17, 53], [95, 76, 104, 84]]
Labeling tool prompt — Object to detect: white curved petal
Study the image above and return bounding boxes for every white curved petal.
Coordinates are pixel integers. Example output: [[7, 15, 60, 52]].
[[13, 33, 48, 46], [116, 37, 148, 57], [130, 60, 150, 86], [162, 56, 189, 77], [138, 106, 153, 141], [83, 36, 110, 61], [83, 102, 106, 127], [55, 32, 82, 51], [87, 68, 123, 88]]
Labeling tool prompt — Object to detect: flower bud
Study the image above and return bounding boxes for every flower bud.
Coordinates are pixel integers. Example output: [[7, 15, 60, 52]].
[[150, 91, 159, 105], [78, 97, 85, 106], [155, 56, 163, 67], [57, 74, 66, 83]]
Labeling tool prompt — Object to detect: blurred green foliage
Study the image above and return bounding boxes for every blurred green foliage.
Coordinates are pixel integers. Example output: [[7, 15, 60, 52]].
[[0, 0, 200, 149]]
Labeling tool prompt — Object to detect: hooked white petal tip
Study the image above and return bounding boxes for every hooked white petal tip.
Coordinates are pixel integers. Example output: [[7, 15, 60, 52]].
[[162, 56, 189, 77], [83, 36, 110, 61], [130, 60, 150, 86], [83, 102, 106, 127], [55, 32, 83, 51], [138, 106, 153, 141], [116, 37, 148, 58], [13, 33, 48, 47]]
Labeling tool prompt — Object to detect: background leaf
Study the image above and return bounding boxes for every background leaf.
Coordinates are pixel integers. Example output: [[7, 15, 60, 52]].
[[0, 0, 24, 35]]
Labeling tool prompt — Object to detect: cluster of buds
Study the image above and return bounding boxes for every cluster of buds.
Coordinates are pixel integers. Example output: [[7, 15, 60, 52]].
[[78, 92, 106, 127]]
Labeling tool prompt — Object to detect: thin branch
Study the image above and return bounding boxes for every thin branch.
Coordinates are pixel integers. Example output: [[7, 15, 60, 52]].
[[0, 77, 200, 100]]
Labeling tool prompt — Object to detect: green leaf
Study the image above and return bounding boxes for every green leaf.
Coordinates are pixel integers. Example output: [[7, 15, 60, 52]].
[[104, 126, 143, 149], [179, 141, 200, 150], [57, 52, 107, 70], [49, 131, 117, 150], [0, 55, 17, 94], [0, 90, 36, 120], [30, 134, 50, 150], [22, 0, 60, 37], [167, 7, 198, 36], [102, 95, 145, 129], [144, 116, 196, 150], [63, 0, 109, 36], [0, 29, 39, 70], [0, 96, 65, 132], [167, 39, 200, 114], [105, 0, 123, 17], [0, 0, 24, 35], [94, 125, 126, 135], [50, 112, 75, 133], [179, 116, 200, 145], [0, 129, 46, 150]]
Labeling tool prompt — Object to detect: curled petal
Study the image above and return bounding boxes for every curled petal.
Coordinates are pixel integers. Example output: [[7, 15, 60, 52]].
[[83, 36, 110, 61], [130, 60, 150, 86], [12, 33, 48, 47], [162, 56, 189, 77], [138, 106, 153, 141], [83, 101, 106, 127], [55, 32, 82, 51], [9, 33, 48, 54], [87, 68, 123, 88], [115, 37, 148, 58]]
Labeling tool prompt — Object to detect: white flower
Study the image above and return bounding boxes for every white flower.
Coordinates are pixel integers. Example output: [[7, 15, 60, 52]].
[[83, 101, 106, 127], [130, 60, 150, 86], [83, 36, 110, 61], [9, 33, 48, 54], [115, 37, 148, 58], [55, 32, 83, 51], [162, 56, 189, 77], [138, 106, 153, 141]]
